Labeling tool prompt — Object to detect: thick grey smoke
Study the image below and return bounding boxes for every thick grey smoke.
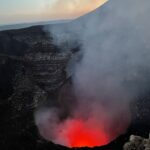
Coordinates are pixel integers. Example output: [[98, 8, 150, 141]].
[[35, 0, 150, 147]]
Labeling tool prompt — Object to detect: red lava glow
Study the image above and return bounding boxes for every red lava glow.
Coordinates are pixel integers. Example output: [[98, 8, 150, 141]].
[[59, 119, 109, 148]]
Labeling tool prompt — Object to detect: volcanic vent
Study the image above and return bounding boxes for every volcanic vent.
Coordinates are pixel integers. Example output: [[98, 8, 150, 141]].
[[35, 0, 150, 148]]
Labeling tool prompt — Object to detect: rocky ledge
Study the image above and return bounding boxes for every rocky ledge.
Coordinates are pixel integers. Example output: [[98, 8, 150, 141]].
[[124, 134, 150, 150]]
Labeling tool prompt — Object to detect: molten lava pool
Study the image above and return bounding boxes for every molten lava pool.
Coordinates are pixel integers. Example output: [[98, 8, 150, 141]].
[[57, 119, 109, 148]]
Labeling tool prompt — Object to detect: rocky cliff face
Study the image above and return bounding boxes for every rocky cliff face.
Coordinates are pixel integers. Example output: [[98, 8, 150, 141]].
[[0, 25, 128, 150], [0, 24, 72, 150], [25, 42, 70, 93]]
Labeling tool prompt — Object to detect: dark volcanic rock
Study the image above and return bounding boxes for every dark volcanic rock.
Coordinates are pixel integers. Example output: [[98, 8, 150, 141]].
[[0, 26, 50, 56], [25, 42, 70, 93], [0, 25, 72, 149]]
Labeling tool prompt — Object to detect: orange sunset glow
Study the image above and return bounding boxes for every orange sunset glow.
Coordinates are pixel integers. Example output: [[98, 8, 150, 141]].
[[0, 0, 108, 25], [44, 0, 108, 20]]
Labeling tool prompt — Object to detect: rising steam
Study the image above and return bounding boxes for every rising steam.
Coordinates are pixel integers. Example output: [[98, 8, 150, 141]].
[[35, 0, 150, 148]]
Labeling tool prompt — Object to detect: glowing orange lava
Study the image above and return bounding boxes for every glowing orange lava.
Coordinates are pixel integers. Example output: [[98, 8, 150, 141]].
[[59, 119, 109, 148]]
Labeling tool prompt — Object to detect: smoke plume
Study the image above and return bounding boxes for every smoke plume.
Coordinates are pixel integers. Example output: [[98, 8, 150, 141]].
[[35, 0, 150, 148]]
